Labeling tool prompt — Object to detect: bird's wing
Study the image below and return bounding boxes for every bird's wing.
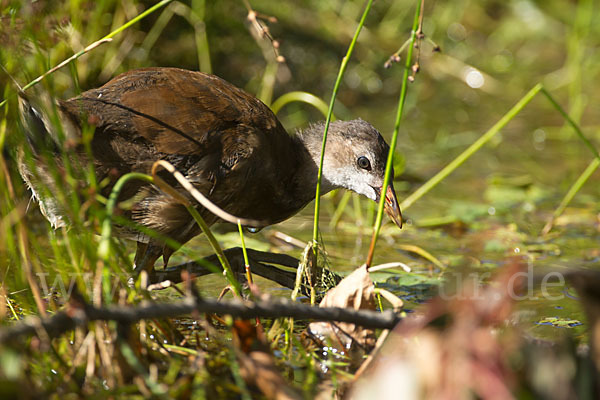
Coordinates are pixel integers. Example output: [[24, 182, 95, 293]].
[[58, 67, 285, 158]]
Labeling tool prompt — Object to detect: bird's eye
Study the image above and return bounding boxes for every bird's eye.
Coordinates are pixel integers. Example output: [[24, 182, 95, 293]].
[[357, 156, 371, 170]]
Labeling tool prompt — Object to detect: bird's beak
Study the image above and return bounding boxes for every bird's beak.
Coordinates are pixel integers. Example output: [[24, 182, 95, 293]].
[[382, 183, 402, 229]]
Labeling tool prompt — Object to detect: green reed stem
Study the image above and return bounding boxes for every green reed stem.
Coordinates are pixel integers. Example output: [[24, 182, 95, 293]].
[[271, 91, 331, 118], [237, 221, 253, 285], [186, 206, 242, 296], [258, 60, 279, 106], [0, 105, 7, 151], [329, 191, 352, 229], [389, 81, 597, 236], [98, 172, 153, 260], [539, 87, 600, 234], [192, 0, 212, 74], [312, 0, 374, 252], [542, 156, 600, 235], [365, 0, 421, 267], [98, 172, 152, 305], [141, 1, 211, 73], [99, 171, 241, 296], [541, 87, 600, 160], [150, 160, 242, 295], [400, 83, 543, 212]]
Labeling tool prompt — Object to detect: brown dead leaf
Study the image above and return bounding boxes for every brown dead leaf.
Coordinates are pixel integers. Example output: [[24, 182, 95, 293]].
[[307, 264, 377, 355]]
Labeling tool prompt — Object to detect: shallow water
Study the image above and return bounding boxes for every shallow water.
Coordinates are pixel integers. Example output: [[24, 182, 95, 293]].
[[186, 177, 598, 342]]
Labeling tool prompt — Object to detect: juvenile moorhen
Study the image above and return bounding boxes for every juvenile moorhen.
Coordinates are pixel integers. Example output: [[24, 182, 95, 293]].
[[18, 67, 402, 273]]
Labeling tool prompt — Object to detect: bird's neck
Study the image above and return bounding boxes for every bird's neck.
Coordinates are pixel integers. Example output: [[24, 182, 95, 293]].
[[288, 123, 337, 206]]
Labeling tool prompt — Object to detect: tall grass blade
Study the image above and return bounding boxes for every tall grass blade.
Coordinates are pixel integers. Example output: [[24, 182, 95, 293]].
[[312, 0, 374, 255], [400, 83, 543, 212], [271, 91, 331, 118]]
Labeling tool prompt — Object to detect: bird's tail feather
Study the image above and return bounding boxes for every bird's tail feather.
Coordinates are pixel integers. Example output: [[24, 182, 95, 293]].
[[0, 64, 60, 154], [18, 93, 61, 154]]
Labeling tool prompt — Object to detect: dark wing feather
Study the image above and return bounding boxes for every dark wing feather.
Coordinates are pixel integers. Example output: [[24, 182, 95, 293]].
[[59, 67, 286, 159]]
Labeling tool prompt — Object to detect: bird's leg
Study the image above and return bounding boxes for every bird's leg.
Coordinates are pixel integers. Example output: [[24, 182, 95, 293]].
[[132, 241, 162, 276], [162, 246, 175, 269]]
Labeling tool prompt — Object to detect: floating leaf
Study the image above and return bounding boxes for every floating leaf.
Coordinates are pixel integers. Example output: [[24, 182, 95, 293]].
[[536, 316, 582, 328]]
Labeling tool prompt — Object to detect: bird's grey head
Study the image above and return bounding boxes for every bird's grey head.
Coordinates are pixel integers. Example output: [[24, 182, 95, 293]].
[[301, 119, 388, 199], [298, 118, 402, 228]]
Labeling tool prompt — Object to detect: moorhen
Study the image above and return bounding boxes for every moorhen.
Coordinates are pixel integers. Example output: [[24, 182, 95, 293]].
[[17, 67, 402, 273]]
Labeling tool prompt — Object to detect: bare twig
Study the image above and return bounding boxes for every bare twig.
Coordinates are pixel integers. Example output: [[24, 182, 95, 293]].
[[243, 0, 285, 63], [0, 295, 402, 345], [407, 0, 426, 82], [383, 0, 438, 75]]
